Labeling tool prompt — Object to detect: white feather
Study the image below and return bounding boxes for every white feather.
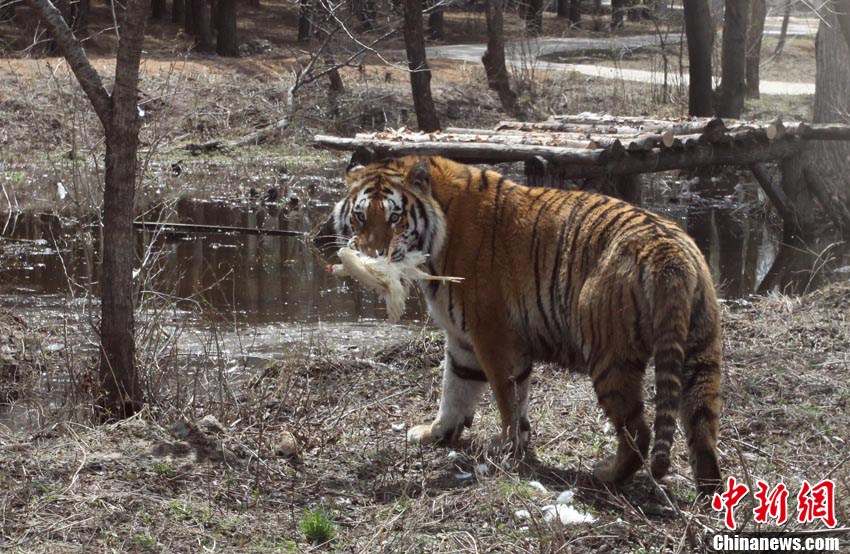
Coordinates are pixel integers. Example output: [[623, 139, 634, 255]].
[[330, 247, 463, 323]]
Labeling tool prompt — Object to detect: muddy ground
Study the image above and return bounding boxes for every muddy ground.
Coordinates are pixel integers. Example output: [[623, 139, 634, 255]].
[[1, 282, 848, 552]]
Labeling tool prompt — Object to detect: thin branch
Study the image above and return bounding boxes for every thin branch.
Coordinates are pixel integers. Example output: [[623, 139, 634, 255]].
[[324, 1, 408, 69], [25, 0, 112, 128]]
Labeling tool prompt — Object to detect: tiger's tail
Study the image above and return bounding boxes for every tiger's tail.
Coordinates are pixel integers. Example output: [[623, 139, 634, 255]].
[[648, 266, 695, 481], [649, 265, 722, 496]]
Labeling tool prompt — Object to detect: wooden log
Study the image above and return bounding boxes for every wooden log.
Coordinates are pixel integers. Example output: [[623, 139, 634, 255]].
[[524, 156, 548, 188], [314, 135, 812, 180], [785, 122, 850, 141], [314, 135, 610, 165], [133, 221, 306, 237], [728, 126, 780, 143], [549, 136, 807, 179], [749, 163, 798, 230], [672, 131, 730, 149], [428, 126, 661, 155], [358, 131, 598, 150], [183, 117, 290, 154], [547, 113, 718, 128], [803, 165, 850, 238], [497, 120, 642, 135], [502, 117, 825, 144], [626, 135, 660, 152], [500, 118, 714, 145]]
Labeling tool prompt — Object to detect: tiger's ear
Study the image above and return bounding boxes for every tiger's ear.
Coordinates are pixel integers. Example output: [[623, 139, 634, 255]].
[[406, 159, 431, 194], [347, 146, 374, 174]]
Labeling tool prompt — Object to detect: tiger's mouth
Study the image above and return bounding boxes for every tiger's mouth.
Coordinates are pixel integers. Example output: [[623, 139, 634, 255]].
[[351, 227, 415, 263], [348, 232, 416, 264]]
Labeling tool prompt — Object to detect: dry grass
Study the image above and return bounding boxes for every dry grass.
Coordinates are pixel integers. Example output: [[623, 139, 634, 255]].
[[0, 309, 42, 404], [2, 281, 848, 552]]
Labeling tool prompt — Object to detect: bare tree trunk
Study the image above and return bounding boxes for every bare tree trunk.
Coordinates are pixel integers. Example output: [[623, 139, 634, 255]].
[[773, 0, 791, 58], [483, 0, 520, 116], [611, 0, 625, 29], [427, 0, 444, 39], [172, 0, 185, 23], [326, 58, 344, 92], [557, 0, 568, 17], [684, 0, 714, 116], [813, 4, 850, 225], [102, 0, 147, 420], [184, 0, 194, 34], [191, 0, 213, 52], [402, 0, 440, 131], [745, 0, 766, 98], [525, 0, 543, 35], [351, 0, 376, 30], [216, 0, 238, 56], [151, 0, 166, 19], [832, 0, 850, 49], [627, 0, 641, 21], [25, 0, 148, 419], [297, 0, 312, 42], [716, 0, 749, 118], [568, 0, 581, 26]]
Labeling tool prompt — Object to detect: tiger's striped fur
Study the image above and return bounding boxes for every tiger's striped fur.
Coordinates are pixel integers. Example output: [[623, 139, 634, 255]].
[[331, 152, 723, 496]]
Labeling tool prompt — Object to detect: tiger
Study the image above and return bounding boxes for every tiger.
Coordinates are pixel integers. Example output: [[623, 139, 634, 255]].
[[329, 149, 723, 496]]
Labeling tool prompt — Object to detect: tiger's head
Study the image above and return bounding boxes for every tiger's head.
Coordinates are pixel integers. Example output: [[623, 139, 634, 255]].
[[330, 149, 446, 263]]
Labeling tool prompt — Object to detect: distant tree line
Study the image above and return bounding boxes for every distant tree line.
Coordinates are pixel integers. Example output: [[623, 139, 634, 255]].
[[1, 0, 239, 56]]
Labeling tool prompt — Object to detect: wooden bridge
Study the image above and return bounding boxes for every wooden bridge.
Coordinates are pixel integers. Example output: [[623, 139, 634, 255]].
[[315, 113, 850, 240]]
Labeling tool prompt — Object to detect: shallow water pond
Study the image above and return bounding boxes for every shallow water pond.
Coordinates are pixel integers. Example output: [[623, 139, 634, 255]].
[[2, 161, 831, 431]]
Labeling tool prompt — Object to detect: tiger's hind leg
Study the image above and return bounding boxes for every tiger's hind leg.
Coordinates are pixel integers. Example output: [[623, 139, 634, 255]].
[[591, 357, 651, 484], [408, 335, 488, 446], [681, 348, 722, 497]]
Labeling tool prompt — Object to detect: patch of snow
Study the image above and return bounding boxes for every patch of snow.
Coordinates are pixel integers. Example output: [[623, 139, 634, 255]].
[[447, 450, 458, 460], [390, 423, 405, 431], [475, 463, 489, 475], [56, 182, 67, 200], [454, 472, 473, 479], [514, 509, 531, 519]]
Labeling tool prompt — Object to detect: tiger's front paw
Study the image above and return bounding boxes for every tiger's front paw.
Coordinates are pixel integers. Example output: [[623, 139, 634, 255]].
[[407, 424, 439, 446], [487, 419, 530, 457], [407, 419, 468, 446]]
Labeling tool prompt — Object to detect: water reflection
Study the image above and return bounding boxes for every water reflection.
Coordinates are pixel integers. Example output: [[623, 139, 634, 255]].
[[0, 203, 427, 324], [685, 202, 776, 298], [0, 192, 842, 325]]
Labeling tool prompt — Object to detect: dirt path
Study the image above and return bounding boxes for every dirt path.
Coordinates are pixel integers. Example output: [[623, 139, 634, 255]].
[[427, 34, 815, 96]]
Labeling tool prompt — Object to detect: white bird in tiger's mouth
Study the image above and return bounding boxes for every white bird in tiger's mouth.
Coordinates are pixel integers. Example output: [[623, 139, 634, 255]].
[[327, 246, 463, 323]]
